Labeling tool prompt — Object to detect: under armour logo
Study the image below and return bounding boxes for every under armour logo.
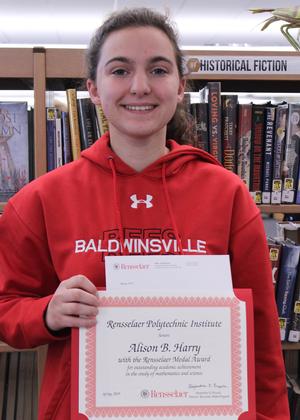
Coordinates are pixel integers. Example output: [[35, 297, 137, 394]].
[[130, 194, 153, 209]]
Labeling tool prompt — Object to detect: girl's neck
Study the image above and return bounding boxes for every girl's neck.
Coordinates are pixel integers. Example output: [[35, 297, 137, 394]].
[[109, 130, 169, 172]]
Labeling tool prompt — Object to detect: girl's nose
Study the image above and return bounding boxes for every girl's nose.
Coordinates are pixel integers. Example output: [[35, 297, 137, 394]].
[[130, 71, 151, 96]]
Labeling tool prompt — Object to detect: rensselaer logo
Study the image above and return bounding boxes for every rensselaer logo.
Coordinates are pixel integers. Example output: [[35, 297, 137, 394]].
[[146, 389, 189, 398], [140, 389, 149, 398]]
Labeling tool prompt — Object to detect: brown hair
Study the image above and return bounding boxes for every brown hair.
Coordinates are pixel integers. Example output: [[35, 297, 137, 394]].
[[86, 7, 196, 145]]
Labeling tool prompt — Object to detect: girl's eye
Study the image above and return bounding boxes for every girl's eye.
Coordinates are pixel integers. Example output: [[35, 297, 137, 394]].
[[151, 67, 168, 75], [112, 68, 128, 76]]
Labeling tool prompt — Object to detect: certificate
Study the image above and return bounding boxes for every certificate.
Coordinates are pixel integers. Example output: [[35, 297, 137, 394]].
[[71, 293, 255, 419]]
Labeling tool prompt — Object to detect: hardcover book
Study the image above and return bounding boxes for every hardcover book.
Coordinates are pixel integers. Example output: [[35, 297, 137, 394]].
[[237, 103, 252, 188], [95, 104, 109, 137], [262, 106, 276, 204], [221, 94, 238, 173], [190, 102, 209, 152], [61, 111, 72, 164], [0, 102, 30, 201], [250, 104, 265, 204], [282, 103, 300, 203], [77, 97, 98, 150], [268, 240, 282, 291], [199, 82, 222, 162], [276, 242, 300, 341], [207, 81, 222, 162], [46, 107, 61, 172], [272, 103, 288, 204], [66, 89, 81, 160]]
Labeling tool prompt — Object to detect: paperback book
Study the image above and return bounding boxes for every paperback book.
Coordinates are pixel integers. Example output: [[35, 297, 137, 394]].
[[0, 102, 30, 201]]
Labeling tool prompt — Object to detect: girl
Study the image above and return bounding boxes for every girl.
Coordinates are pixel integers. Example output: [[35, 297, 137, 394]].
[[0, 7, 289, 419]]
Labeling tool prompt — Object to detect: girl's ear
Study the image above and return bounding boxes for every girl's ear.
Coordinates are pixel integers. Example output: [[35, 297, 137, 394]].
[[86, 79, 101, 105], [177, 78, 186, 103]]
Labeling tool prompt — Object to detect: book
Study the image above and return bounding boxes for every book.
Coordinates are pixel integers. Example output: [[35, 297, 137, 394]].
[[276, 242, 300, 341], [61, 111, 72, 164], [28, 107, 34, 181], [250, 104, 265, 204], [77, 97, 98, 150], [221, 94, 238, 173], [207, 82, 222, 162], [282, 103, 300, 203], [66, 89, 81, 160], [95, 104, 109, 137], [190, 102, 209, 152], [55, 114, 63, 168], [0, 102, 30, 201], [268, 240, 282, 290], [262, 105, 276, 204], [271, 103, 288, 204], [288, 269, 300, 342], [237, 103, 252, 188], [46, 107, 61, 171]]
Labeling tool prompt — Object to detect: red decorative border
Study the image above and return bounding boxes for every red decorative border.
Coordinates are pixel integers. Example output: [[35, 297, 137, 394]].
[[84, 296, 243, 418]]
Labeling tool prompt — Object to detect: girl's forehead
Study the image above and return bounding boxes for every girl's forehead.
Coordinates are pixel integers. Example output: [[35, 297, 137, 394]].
[[99, 26, 176, 61]]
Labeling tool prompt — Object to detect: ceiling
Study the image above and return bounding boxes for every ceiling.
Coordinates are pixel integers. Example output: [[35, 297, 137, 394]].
[[0, 0, 299, 49]]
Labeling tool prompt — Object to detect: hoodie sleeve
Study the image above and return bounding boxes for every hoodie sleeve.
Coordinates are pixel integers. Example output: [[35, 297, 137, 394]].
[[229, 183, 289, 419], [0, 197, 67, 349]]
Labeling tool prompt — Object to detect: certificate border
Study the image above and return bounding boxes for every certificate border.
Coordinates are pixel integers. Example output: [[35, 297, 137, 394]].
[[83, 295, 244, 418]]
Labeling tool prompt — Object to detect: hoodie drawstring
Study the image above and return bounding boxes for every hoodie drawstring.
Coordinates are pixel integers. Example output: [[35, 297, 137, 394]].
[[108, 156, 126, 255], [162, 163, 183, 255]]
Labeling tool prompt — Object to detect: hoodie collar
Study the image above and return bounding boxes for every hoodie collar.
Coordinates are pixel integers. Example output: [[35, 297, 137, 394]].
[[81, 132, 222, 178]]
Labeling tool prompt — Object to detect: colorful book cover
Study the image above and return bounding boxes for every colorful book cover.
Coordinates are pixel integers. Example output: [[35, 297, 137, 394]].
[[222, 95, 238, 173], [250, 104, 265, 204], [276, 242, 300, 341], [0, 102, 29, 201], [262, 106, 276, 204], [268, 241, 282, 291], [207, 81, 222, 163], [282, 103, 300, 203], [271, 103, 288, 204], [237, 103, 252, 188]]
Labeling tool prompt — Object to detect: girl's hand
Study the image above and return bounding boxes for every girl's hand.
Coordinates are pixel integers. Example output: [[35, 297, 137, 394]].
[[45, 275, 99, 331]]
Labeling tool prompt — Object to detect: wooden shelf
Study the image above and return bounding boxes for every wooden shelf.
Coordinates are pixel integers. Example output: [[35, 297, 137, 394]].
[[282, 342, 300, 350], [259, 205, 300, 214]]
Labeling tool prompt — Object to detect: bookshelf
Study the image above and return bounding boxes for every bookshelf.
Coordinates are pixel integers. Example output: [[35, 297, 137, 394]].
[[1, 47, 300, 407]]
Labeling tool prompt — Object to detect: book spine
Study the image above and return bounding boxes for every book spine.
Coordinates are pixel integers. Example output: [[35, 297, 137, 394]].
[[276, 243, 300, 341], [61, 111, 72, 164], [262, 106, 275, 204], [221, 95, 238, 173], [46, 107, 57, 172], [95, 104, 109, 136], [55, 115, 63, 168], [191, 103, 209, 152], [77, 98, 97, 150], [66, 89, 81, 160], [237, 103, 252, 188], [250, 105, 265, 204], [282, 103, 300, 203], [207, 82, 222, 162], [268, 242, 282, 291], [288, 272, 300, 342], [271, 104, 288, 204], [27, 107, 34, 181]]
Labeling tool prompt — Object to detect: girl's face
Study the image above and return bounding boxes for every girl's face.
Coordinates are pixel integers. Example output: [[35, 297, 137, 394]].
[[87, 26, 185, 142]]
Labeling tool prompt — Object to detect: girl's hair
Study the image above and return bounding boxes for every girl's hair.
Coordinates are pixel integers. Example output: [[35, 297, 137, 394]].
[[86, 7, 196, 145]]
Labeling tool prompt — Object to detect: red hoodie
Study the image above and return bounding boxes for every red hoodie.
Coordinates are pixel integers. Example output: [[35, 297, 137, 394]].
[[0, 133, 289, 419]]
